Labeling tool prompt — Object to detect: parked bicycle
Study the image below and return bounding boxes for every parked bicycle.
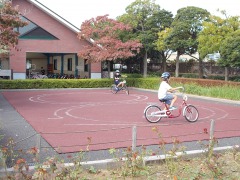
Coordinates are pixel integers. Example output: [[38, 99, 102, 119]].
[[144, 87, 199, 123], [30, 72, 48, 79], [111, 79, 129, 95]]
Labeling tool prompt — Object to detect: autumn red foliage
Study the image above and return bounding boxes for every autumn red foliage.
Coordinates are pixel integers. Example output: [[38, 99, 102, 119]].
[[77, 15, 142, 63], [0, 1, 28, 54]]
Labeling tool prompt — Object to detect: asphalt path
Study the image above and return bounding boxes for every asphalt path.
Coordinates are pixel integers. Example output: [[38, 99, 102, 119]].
[[0, 88, 240, 166]]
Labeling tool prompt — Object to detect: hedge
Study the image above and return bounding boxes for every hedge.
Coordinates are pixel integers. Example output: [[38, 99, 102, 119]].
[[0, 77, 240, 90], [0, 79, 113, 89]]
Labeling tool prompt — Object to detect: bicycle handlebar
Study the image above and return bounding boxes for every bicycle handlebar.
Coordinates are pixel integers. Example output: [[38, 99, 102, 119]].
[[174, 86, 184, 92], [179, 86, 185, 92]]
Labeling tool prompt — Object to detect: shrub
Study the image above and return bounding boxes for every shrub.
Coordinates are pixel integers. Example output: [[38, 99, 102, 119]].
[[0, 79, 113, 89]]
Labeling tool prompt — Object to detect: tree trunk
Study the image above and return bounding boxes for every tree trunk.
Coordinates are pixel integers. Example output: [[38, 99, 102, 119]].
[[88, 62, 91, 78], [224, 67, 229, 81], [125, 60, 130, 73], [160, 52, 167, 72], [162, 57, 167, 72], [175, 52, 180, 77], [198, 59, 204, 78], [209, 62, 212, 74], [107, 61, 111, 78], [143, 50, 148, 78]]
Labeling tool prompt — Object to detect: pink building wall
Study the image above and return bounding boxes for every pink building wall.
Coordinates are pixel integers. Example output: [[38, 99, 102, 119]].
[[11, 0, 101, 78]]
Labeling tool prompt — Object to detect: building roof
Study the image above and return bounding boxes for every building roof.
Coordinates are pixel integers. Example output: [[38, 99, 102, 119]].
[[24, 0, 97, 47], [27, 0, 80, 33]]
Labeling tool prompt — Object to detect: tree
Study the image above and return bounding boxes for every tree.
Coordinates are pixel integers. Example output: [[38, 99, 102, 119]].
[[117, 0, 172, 77], [148, 9, 173, 72], [198, 13, 240, 80], [165, 6, 210, 77], [0, 0, 28, 56], [219, 30, 240, 79], [77, 15, 142, 65], [155, 27, 173, 72]]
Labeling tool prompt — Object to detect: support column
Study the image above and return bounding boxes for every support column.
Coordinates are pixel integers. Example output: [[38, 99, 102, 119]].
[[61, 54, 64, 76], [47, 54, 50, 74], [90, 62, 101, 79], [47, 54, 50, 64], [9, 49, 26, 79], [75, 54, 78, 78]]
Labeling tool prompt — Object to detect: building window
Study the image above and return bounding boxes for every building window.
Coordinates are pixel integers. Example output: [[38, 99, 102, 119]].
[[67, 58, 72, 71], [16, 16, 58, 40], [54, 59, 57, 70], [84, 60, 88, 72]]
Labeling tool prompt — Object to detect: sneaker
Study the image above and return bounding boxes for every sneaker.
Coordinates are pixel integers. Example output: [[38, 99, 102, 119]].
[[169, 106, 177, 110]]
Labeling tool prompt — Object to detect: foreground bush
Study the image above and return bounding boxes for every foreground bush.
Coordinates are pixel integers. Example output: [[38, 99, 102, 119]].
[[0, 131, 239, 179]]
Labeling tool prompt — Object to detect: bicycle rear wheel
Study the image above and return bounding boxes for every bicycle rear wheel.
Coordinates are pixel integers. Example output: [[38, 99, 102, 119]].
[[183, 105, 199, 122], [111, 84, 117, 94], [144, 105, 162, 123]]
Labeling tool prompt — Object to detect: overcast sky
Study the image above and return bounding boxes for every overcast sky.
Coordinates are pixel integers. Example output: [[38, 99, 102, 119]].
[[36, 0, 240, 28]]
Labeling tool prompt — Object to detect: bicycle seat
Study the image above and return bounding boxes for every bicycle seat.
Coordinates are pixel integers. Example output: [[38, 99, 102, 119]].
[[159, 99, 167, 103]]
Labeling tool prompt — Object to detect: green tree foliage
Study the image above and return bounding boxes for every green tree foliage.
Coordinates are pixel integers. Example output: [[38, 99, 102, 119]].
[[118, 0, 173, 77], [148, 10, 173, 72], [165, 6, 210, 77], [198, 13, 240, 80], [0, 0, 28, 55], [198, 15, 238, 59], [155, 27, 172, 71], [219, 30, 240, 67]]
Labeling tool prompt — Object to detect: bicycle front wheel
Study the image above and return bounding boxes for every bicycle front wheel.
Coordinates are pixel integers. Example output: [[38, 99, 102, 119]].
[[183, 105, 199, 122], [144, 105, 162, 123], [124, 85, 129, 95]]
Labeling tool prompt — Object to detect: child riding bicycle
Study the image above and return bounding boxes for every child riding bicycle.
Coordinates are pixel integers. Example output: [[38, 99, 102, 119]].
[[114, 70, 125, 90], [158, 72, 182, 110]]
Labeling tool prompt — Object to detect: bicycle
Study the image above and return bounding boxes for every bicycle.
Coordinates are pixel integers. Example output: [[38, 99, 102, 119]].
[[111, 79, 129, 95], [144, 87, 199, 123], [30, 72, 48, 79]]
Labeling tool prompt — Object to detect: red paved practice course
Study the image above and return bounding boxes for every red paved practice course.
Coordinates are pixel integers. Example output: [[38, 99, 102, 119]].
[[2, 89, 240, 153]]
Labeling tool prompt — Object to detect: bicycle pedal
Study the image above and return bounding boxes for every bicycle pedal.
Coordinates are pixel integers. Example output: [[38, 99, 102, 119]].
[[169, 106, 177, 110]]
